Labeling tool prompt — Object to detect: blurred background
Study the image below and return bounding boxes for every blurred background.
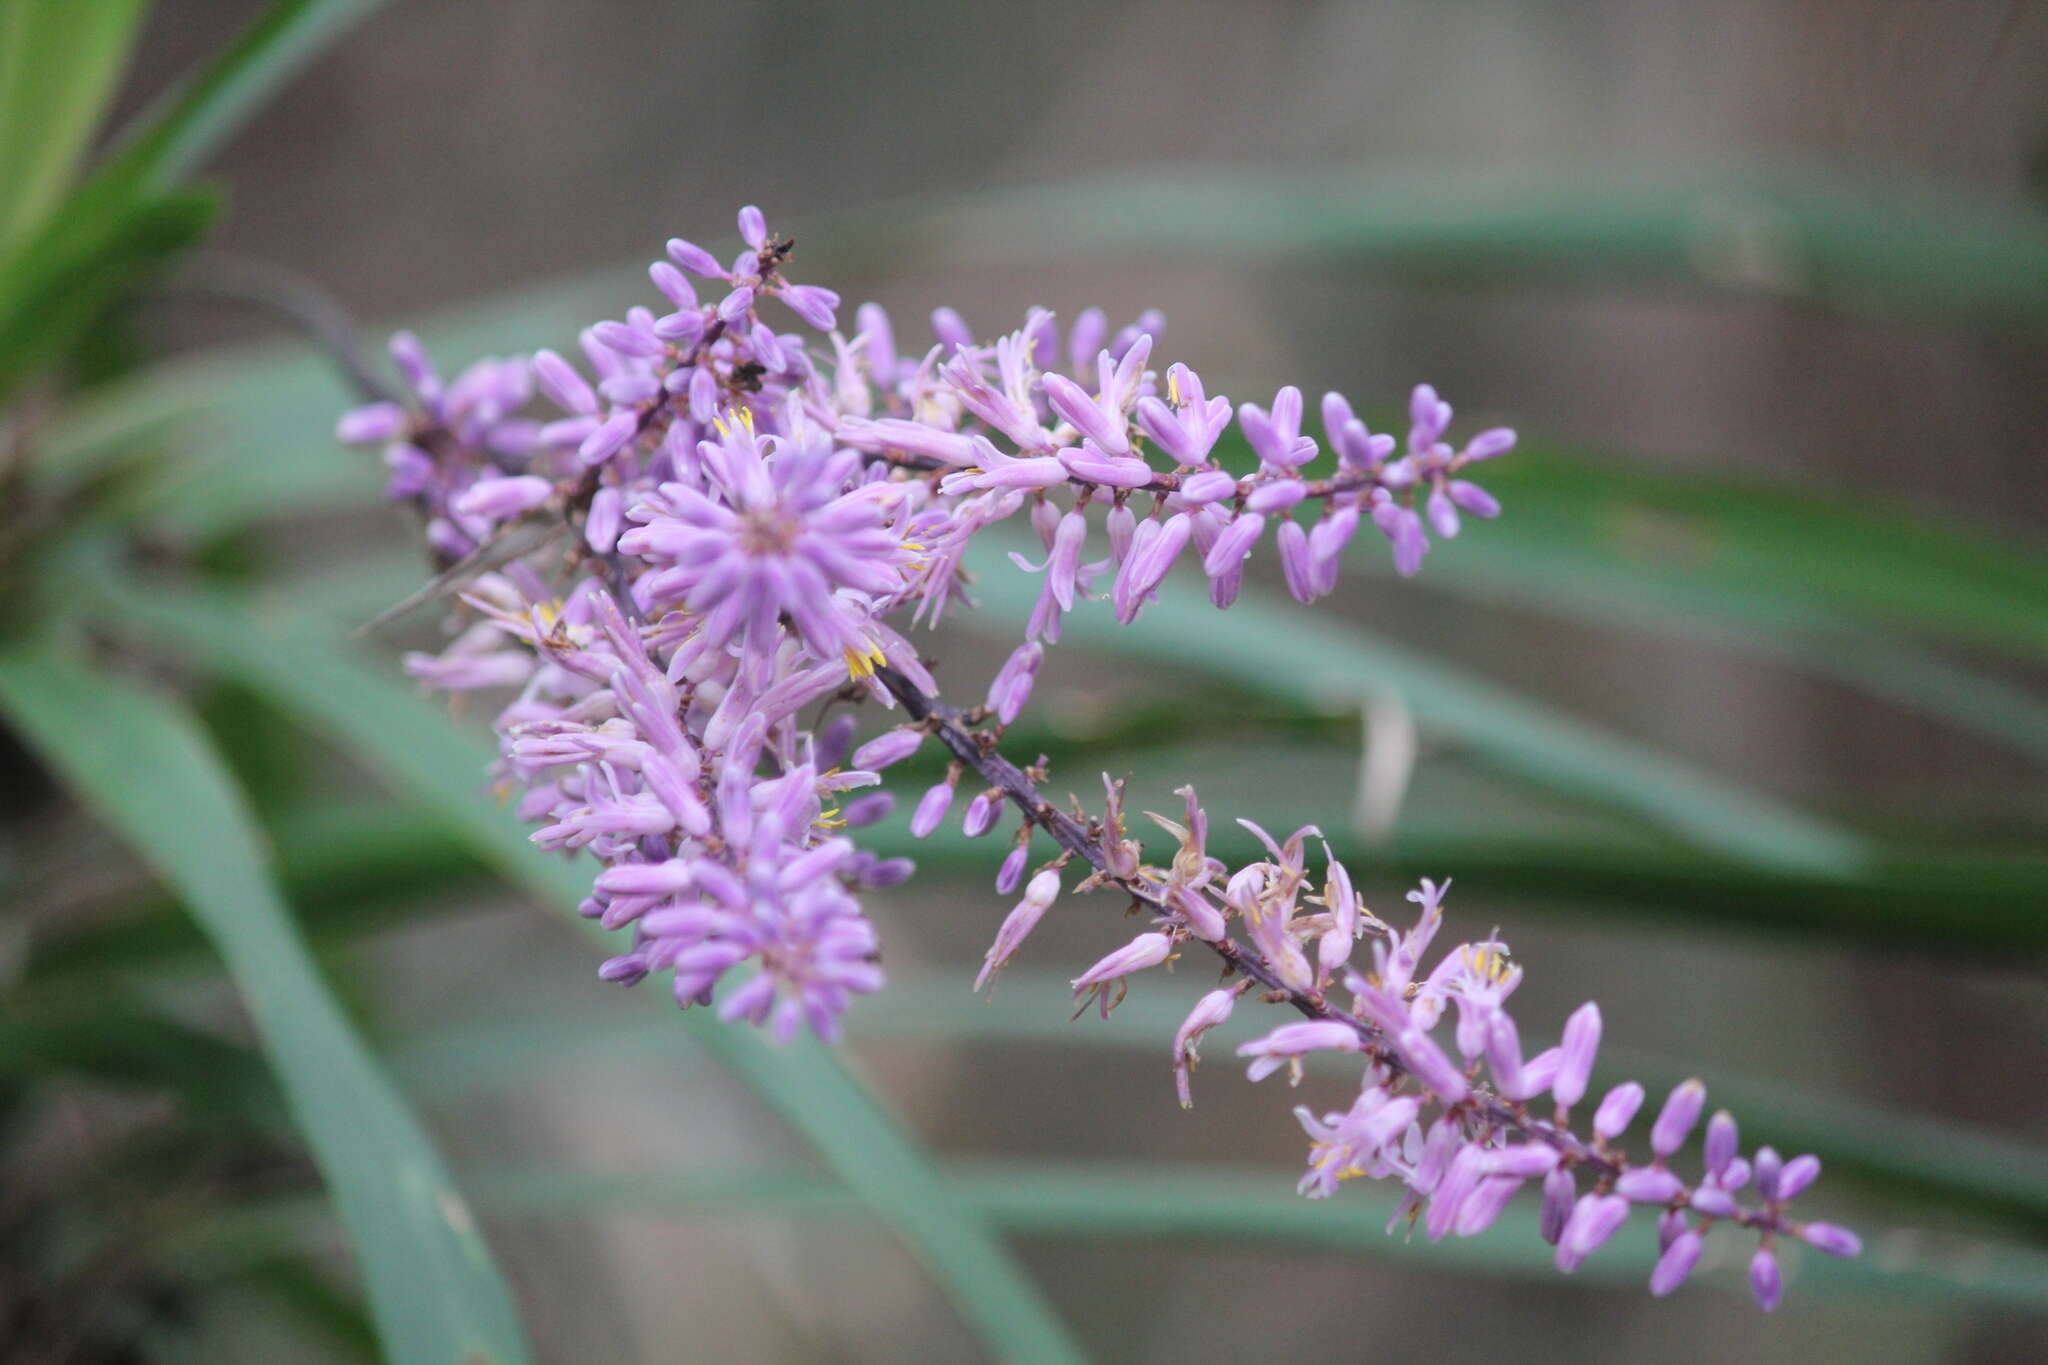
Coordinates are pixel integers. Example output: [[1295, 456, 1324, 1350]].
[[3, 2, 2045, 1361]]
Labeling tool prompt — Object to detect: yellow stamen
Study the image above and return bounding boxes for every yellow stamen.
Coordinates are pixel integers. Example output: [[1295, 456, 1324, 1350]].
[[843, 640, 888, 679], [1168, 368, 1182, 406], [1464, 943, 1512, 985]]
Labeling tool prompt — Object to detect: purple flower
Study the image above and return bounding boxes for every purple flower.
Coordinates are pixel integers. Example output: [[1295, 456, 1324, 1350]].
[[1135, 364, 1231, 466], [1173, 987, 1238, 1108], [1650, 1229, 1704, 1297], [1238, 1020, 1362, 1084], [618, 412, 910, 678], [349, 210, 1853, 1316], [1651, 1080, 1707, 1157], [1749, 1246, 1783, 1312], [1071, 932, 1174, 1018], [1238, 386, 1317, 469], [976, 868, 1060, 991]]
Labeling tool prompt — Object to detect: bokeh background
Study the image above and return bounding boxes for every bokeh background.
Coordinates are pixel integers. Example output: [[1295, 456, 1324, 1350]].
[[6, 2, 2046, 1362]]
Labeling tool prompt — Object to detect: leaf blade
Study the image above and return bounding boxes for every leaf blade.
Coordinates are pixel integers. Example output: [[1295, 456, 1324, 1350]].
[[964, 535, 1872, 875], [82, 572, 1089, 1365], [0, 0, 150, 243], [831, 170, 2048, 328], [0, 638, 532, 1365]]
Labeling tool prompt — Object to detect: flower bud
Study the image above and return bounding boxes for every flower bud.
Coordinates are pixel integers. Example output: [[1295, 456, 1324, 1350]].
[[1749, 1247, 1782, 1312], [1650, 1080, 1706, 1157], [975, 869, 1061, 991], [1615, 1166, 1685, 1204], [1776, 1154, 1821, 1202], [1798, 1222, 1862, 1258], [1650, 1230, 1703, 1297], [1593, 1082, 1645, 1141], [909, 778, 955, 838], [1551, 1002, 1601, 1109], [852, 728, 923, 771], [1539, 1167, 1575, 1245], [1556, 1193, 1630, 1273], [961, 791, 1001, 838], [1704, 1110, 1738, 1179]]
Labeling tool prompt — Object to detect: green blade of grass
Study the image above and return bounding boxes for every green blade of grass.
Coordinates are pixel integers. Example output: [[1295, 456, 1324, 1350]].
[[0, 0, 149, 244], [964, 535, 1870, 876], [20, 797, 493, 987], [1456, 443, 2048, 669], [0, 637, 531, 1365], [93, 0, 389, 196], [180, 1161, 2048, 1314], [0, 187, 217, 396], [831, 170, 2048, 328], [0, 992, 288, 1134], [76, 567, 1088, 1365], [0, 0, 387, 399], [383, 965, 2048, 1239]]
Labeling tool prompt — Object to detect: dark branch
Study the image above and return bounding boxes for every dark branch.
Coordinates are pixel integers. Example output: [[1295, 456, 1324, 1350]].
[[874, 663, 1622, 1178]]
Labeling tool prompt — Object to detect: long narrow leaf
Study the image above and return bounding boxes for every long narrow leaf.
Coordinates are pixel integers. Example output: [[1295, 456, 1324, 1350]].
[[0, 0, 387, 399], [0, 639, 531, 1365], [873, 784, 2048, 955], [0, 188, 217, 396], [180, 1161, 2048, 1314], [829, 171, 2048, 328], [96, 0, 390, 195], [387, 967, 2048, 1237], [1459, 446, 2048, 669], [0, 0, 149, 243], [81, 570, 1088, 1365], [964, 536, 1871, 875]]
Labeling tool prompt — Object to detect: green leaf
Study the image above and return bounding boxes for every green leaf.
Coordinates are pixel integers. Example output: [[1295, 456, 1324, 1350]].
[[1185, 428, 2048, 761], [79, 571, 1089, 1365], [1462, 445, 2048, 670], [0, 0, 150, 244], [0, 638, 532, 1365], [864, 760, 2047, 954], [93, 0, 389, 197], [963, 535, 1872, 876], [22, 797, 492, 987], [0, 1, 388, 400], [390, 966, 2048, 1238], [186, 1161, 2048, 1314], [828, 170, 2048, 328], [0, 992, 287, 1134], [0, 187, 218, 397]]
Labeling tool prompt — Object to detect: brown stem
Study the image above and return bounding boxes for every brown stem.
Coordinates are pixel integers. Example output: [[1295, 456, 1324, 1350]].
[[873, 663, 1619, 1176]]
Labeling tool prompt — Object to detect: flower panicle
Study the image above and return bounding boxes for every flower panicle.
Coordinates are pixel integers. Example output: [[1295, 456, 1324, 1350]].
[[342, 205, 1852, 1306]]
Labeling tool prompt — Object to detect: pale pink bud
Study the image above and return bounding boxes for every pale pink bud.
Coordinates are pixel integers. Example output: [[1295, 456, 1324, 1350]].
[[1173, 988, 1239, 1108], [976, 868, 1061, 991]]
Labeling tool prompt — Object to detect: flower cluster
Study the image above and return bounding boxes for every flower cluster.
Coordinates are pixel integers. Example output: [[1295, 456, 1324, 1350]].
[[1128, 851, 1855, 1305], [339, 206, 1856, 1303]]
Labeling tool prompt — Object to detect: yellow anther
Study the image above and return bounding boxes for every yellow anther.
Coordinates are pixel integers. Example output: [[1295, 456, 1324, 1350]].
[[843, 640, 888, 680], [1168, 368, 1182, 406], [1464, 943, 1512, 985]]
